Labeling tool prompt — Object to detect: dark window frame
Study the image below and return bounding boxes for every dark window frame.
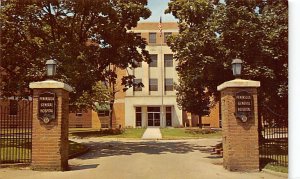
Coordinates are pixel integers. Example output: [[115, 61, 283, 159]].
[[136, 32, 141, 37], [149, 54, 158, 67], [164, 54, 173, 67], [149, 79, 158, 91], [75, 112, 83, 117], [149, 32, 156, 43], [165, 78, 174, 91], [98, 110, 110, 117], [136, 107, 142, 127], [134, 79, 142, 91], [166, 106, 172, 126]]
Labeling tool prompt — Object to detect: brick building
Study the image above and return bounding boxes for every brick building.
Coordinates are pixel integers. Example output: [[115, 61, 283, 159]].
[[68, 22, 221, 129]]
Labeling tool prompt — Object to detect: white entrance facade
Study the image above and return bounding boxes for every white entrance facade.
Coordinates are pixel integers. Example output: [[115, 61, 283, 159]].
[[124, 22, 182, 128], [125, 96, 183, 128]]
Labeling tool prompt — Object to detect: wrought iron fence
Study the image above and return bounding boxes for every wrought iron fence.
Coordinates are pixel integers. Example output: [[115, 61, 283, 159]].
[[259, 105, 288, 168], [0, 100, 32, 164]]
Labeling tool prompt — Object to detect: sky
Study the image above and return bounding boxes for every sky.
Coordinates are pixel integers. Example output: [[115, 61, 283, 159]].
[[140, 0, 177, 22]]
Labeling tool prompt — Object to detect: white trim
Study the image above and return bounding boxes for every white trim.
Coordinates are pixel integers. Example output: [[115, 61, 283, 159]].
[[129, 29, 179, 33], [217, 79, 260, 91], [29, 80, 73, 92]]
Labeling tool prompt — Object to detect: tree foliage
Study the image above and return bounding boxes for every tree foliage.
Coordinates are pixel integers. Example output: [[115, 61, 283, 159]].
[[166, 0, 288, 119], [0, 0, 151, 107]]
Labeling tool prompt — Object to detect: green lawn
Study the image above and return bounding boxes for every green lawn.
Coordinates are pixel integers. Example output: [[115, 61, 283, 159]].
[[160, 128, 222, 139], [0, 147, 31, 163], [102, 128, 146, 138], [0, 140, 88, 163], [70, 128, 146, 139], [69, 140, 89, 158], [265, 163, 288, 173]]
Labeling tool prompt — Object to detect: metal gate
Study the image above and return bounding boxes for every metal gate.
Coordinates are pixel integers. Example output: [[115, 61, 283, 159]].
[[259, 105, 288, 168], [0, 100, 32, 164]]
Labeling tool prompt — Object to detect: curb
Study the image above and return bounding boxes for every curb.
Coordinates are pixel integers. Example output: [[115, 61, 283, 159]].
[[0, 163, 30, 168]]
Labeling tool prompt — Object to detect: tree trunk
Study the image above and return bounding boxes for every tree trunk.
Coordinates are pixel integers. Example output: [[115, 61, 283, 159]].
[[109, 100, 114, 128], [198, 114, 202, 128]]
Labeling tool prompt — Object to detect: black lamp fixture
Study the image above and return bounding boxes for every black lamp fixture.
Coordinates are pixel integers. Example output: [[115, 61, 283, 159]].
[[46, 59, 57, 79], [231, 58, 242, 78]]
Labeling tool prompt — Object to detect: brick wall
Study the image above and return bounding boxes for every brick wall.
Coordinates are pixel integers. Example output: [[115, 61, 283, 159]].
[[31, 88, 69, 171], [202, 102, 220, 128], [182, 102, 220, 128], [69, 109, 92, 128], [221, 87, 259, 171], [112, 102, 125, 128]]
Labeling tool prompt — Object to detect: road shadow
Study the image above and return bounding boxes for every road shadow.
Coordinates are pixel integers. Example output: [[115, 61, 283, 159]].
[[75, 140, 221, 160], [69, 164, 99, 171]]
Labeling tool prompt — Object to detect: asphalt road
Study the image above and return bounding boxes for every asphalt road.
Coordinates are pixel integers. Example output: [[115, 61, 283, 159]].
[[0, 138, 287, 179]]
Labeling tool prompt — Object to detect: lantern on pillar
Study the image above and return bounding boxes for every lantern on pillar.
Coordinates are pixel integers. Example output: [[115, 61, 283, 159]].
[[231, 58, 242, 78], [46, 59, 57, 78]]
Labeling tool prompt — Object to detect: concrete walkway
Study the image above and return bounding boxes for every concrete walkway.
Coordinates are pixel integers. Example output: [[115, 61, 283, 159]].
[[141, 127, 162, 139], [0, 138, 287, 179]]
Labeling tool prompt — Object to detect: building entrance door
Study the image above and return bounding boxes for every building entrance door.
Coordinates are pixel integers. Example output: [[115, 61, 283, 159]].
[[147, 107, 160, 126]]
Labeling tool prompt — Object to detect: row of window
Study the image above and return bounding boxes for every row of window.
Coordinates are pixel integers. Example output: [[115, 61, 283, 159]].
[[136, 32, 172, 44], [72, 109, 109, 117], [135, 54, 173, 68], [134, 78, 173, 91]]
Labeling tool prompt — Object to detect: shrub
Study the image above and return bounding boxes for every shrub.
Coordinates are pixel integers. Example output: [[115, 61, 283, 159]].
[[99, 128, 124, 135], [185, 128, 217, 135]]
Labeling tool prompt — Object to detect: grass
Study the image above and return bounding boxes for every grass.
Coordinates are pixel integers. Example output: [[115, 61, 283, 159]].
[[70, 128, 146, 139], [69, 140, 88, 158], [160, 128, 222, 139], [264, 163, 288, 173], [0, 147, 31, 163], [0, 140, 88, 163]]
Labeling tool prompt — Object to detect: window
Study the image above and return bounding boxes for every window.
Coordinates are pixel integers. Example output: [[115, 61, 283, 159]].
[[164, 32, 172, 43], [134, 79, 142, 91], [149, 54, 157, 67], [166, 107, 172, 126], [149, 32, 156, 43], [147, 107, 160, 126], [98, 110, 109, 117], [9, 100, 18, 115], [75, 112, 83, 117], [149, 79, 158, 91], [101, 123, 109, 128], [136, 33, 141, 37], [147, 107, 160, 112], [164, 54, 173, 67], [75, 108, 83, 117], [133, 60, 142, 67], [136, 107, 142, 127], [165, 78, 173, 91]]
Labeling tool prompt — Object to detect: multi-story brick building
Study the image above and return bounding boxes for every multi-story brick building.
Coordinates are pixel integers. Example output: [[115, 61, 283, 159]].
[[68, 22, 221, 129], [124, 22, 181, 127]]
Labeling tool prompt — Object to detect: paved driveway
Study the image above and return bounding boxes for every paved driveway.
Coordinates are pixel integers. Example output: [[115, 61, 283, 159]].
[[0, 138, 287, 179]]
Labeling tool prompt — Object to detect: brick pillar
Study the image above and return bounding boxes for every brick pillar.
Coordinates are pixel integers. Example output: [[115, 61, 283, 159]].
[[29, 80, 72, 171], [217, 79, 260, 171]]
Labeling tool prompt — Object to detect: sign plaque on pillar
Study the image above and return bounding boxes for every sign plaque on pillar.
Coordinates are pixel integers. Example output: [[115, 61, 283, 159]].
[[38, 92, 56, 124], [235, 91, 253, 122]]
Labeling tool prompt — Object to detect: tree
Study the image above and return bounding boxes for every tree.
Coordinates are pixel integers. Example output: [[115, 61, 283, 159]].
[[0, 0, 151, 110], [166, 0, 288, 124]]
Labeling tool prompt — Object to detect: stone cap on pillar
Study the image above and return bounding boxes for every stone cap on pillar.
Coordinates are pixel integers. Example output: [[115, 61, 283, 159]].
[[29, 80, 73, 92], [217, 79, 260, 91]]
